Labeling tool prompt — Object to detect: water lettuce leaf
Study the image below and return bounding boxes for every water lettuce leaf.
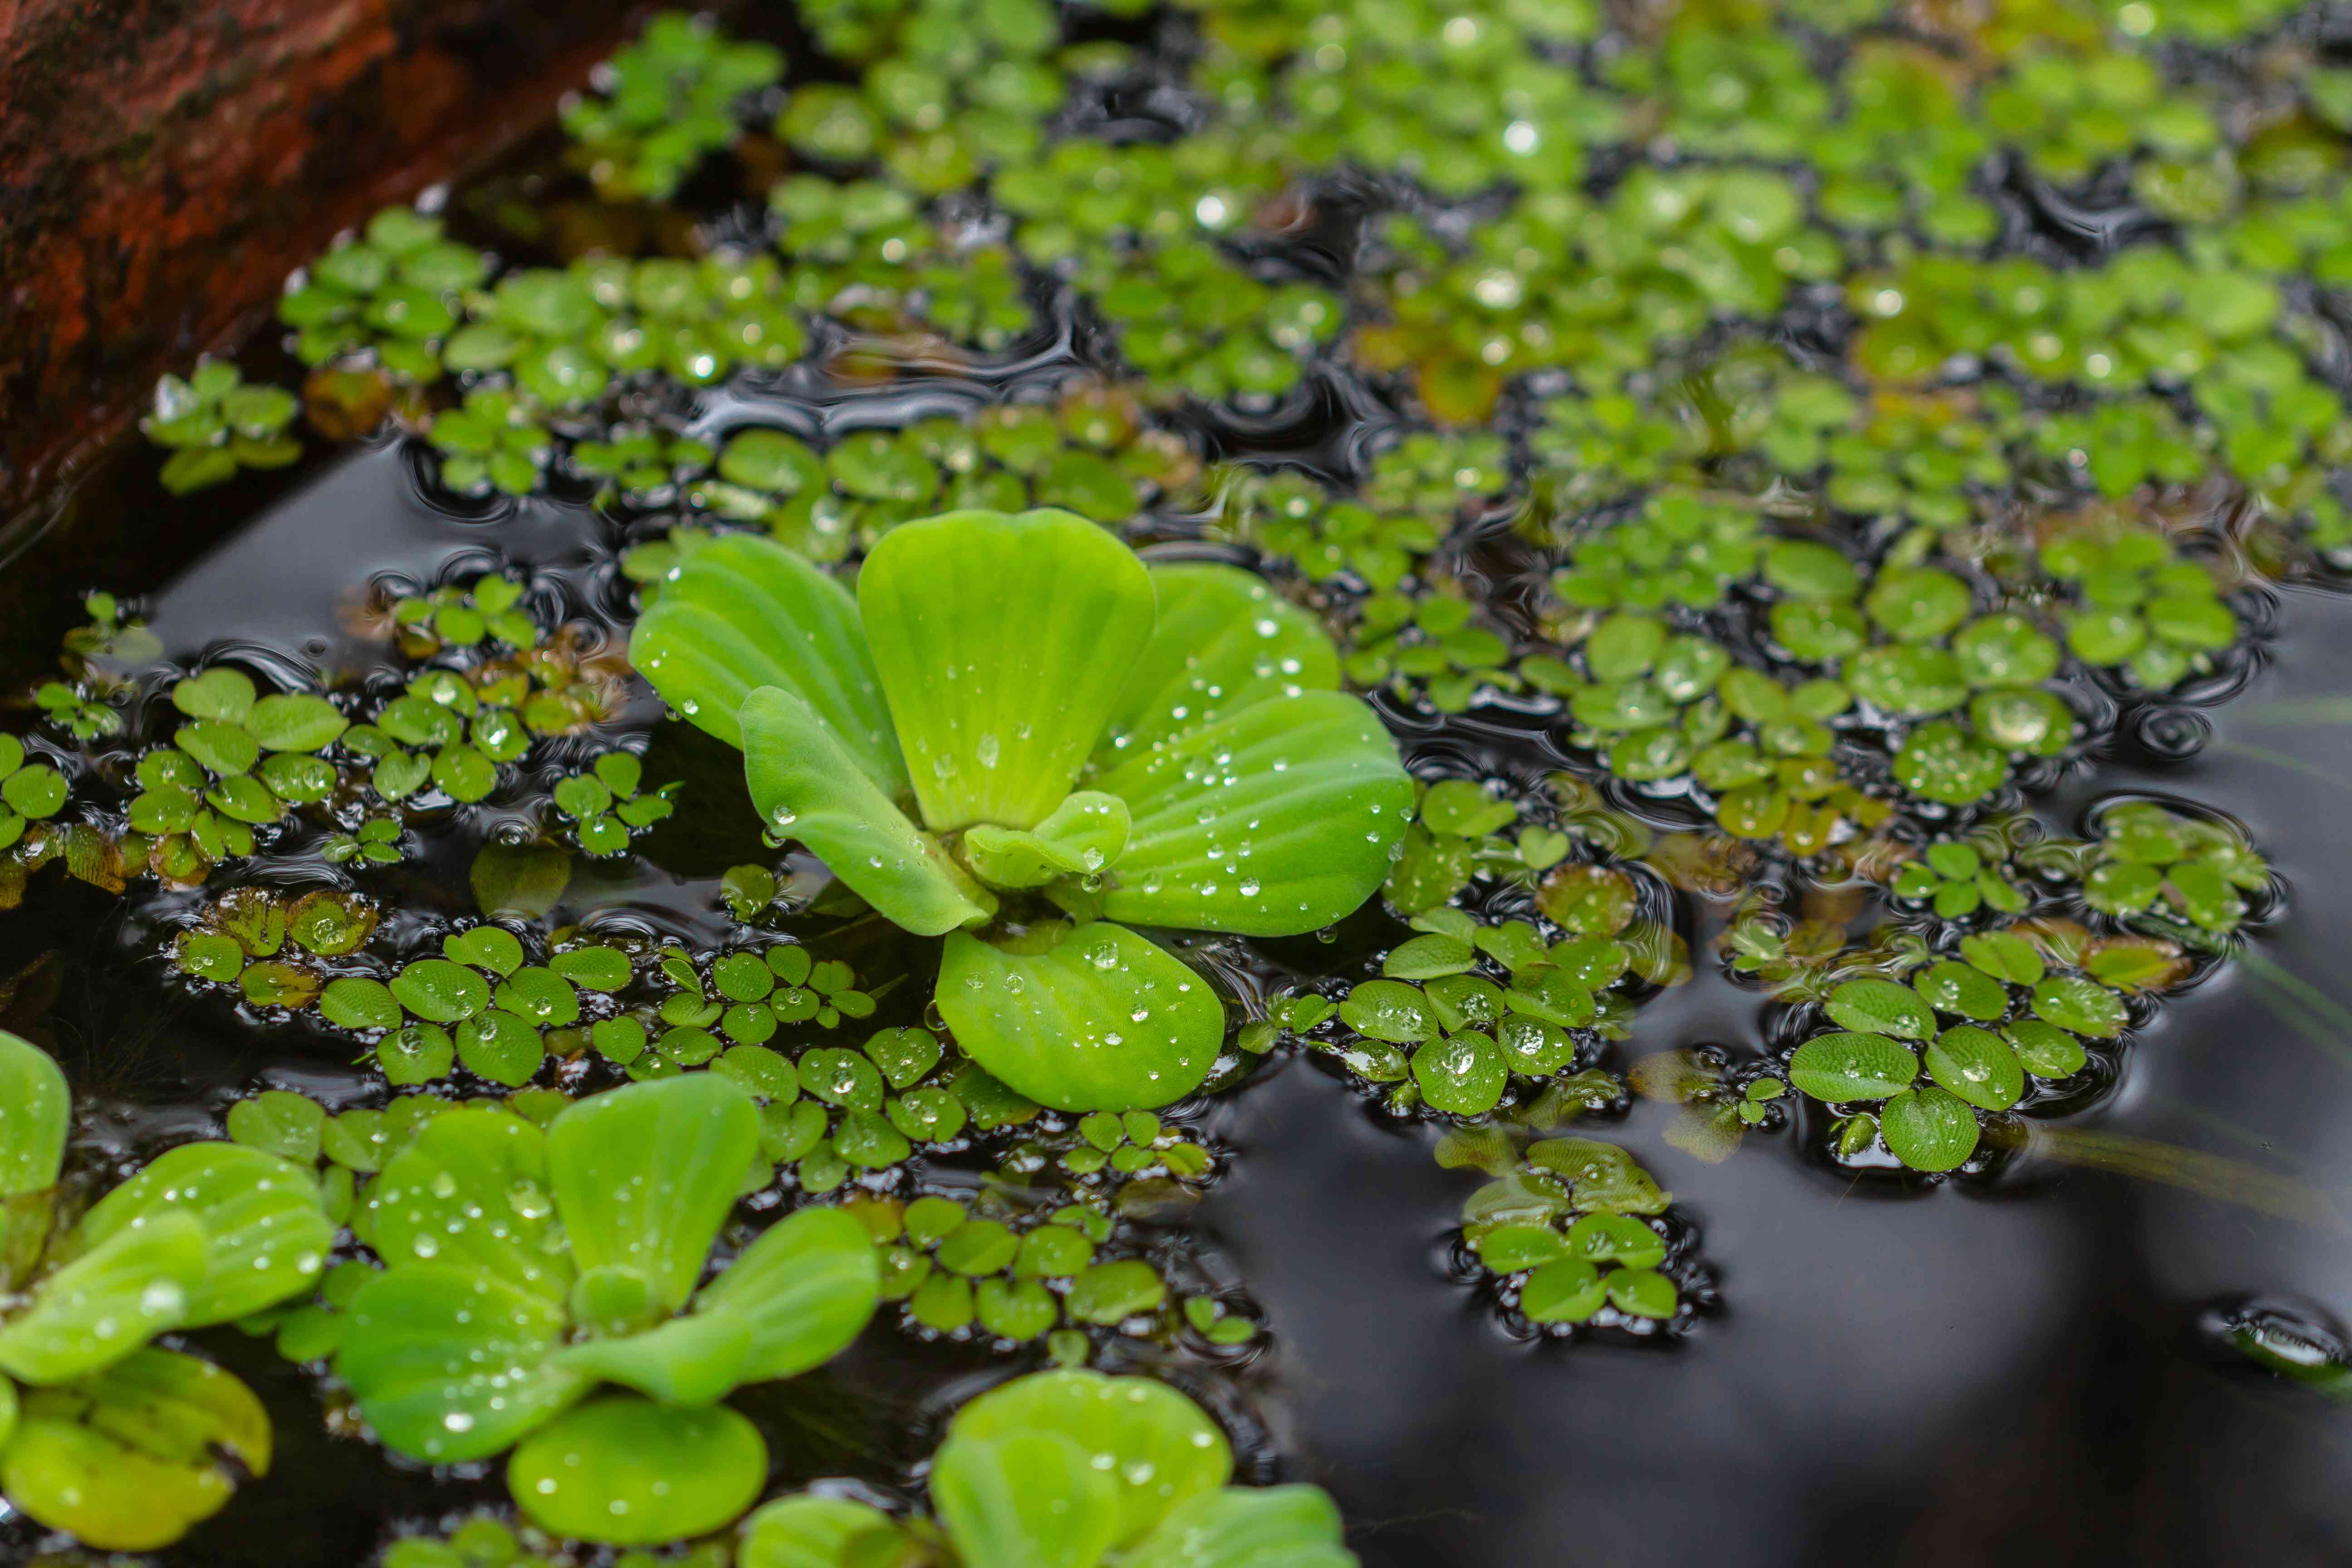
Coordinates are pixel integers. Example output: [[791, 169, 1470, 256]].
[[742, 685, 995, 935], [74, 1142, 330, 1324], [0, 1030, 68, 1197], [338, 1262, 587, 1462], [0, 1348, 271, 1550], [0, 1210, 205, 1384], [859, 509, 1155, 831], [931, 1429, 1121, 1568], [1101, 563, 1340, 760], [1093, 691, 1413, 937], [945, 1368, 1233, 1547], [938, 923, 1222, 1111], [630, 533, 905, 787], [546, 1073, 761, 1315], [508, 1395, 768, 1545], [368, 1107, 572, 1303], [963, 790, 1130, 889]]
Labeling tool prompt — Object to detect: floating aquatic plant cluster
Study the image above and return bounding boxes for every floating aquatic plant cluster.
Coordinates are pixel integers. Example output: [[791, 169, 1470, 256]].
[[35, 0, 2352, 1554]]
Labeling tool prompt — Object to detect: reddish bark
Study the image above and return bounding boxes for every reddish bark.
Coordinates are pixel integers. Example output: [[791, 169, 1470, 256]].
[[0, 0, 642, 516]]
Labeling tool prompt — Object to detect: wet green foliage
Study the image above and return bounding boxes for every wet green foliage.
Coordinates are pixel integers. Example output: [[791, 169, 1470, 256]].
[[140, 361, 302, 494], [741, 1369, 1354, 1568], [0, 1031, 323, 1549], [560, 12, 784, 201], [1454, 1136, 1695, 1331]]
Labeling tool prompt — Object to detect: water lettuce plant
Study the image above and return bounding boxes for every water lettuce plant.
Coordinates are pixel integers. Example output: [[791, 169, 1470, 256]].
[[0, 1030, 330, 1548], [739, 1368, 1358, 1568], [632, 507, 1413, 1109], [334, 1072, 879, 1543]]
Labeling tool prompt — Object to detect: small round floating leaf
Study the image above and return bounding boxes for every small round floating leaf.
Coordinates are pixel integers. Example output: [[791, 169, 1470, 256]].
[[1474, 1224, 1568, 1272], [946, 1369, 1231, 1548], [1535, 864, 1638, 936], [320, 976, 401, 1030], [937, 922, 1222, 1112], [244, 695, 348, 752], [459, 1011, 545, 1086], [1412, 1033, 1508, 1115], [2007, 1020, 2089, 1078], [1916, 960, 2009, 1022], [1960, 932, 2044, 986], [1826, 979, 1934, 1040], [226, 1091, 326, 1163], [1339, 980, 1438, 1044], [1605, 1267, 1679, 1319], [1878, 1086, 1981, 1172], [172, 669, 256, 723], [509, 1396, 767, 1546], [552, 946, 633, 990], [1066, 1259, 1167, 1324], [2032, 976, 2128, 1038], [1787, 1032, 1918, 1102], [379, 1023, 456, 1085], [445, 925, 525, 976], [1564, 1214, 1667, 1269], [1519, 1258, 1605, 1323], [1924, 1026, 2024, 1112], [393, 959, 491, 1023], [1, 765, 67, 818]]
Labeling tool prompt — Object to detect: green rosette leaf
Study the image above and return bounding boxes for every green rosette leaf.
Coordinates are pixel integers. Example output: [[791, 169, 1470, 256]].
[[740, 1495, 915, 1568], [1101, 563, 1341, 759], [693, 1205, 881, 1382], [337, 1262, 587, 1463], [945, 1369, 1233, 1548], [742, 685, 996, 936], [508, 1395, 768, 1546], [0, 1210, 205, 1384], [73, 1142, 331, 1324], [546, 1073, 761, 1314], [859, 509, 1156, 832], [369, 1107, 573, 1303], [0, 1029, 69, 1197], [963, 790, 1131, 890], [631, 532, 905, 788], [931, 1429, 1121, 1568], [938, 923, 1223, 1111], [546, 1309, 754, 1405], [1119, 1485, 1360, 1568], [1092, 691, 1413, 937], [0, 1348, 271, 1551]]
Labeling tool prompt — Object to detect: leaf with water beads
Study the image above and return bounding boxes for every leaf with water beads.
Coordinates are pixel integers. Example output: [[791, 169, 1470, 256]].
[[860, 509, 1157, 833], [369, 1108, 571, 1302], [932, 1428, 1121, 1568], [1825, 978, 1935, 1040], [743, 685, 998, 936], [630, 533, 905, 784], [945, 1368, 1234, 1549], [75, 1142, 330, 1324], [1093, 690, 1413, 938], [1099, 562, 1342, 759], [938, 921, 1222, 1112], [546, 1073, 762, 1316], [692, 1206, 879, 1382], [1923, 1026, 2024, 1112], [965, 790, 1132, 890], [508, 1394, 768, 1546], [1878, 1086, 1980, 1172], [1787, 1032, 1919, 1103], [0, 1209, 205, 1383], [2031, 975, 2127, 1038]]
